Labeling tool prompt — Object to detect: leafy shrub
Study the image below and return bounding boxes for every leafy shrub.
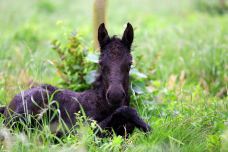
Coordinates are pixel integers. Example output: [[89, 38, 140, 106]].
[[52, 34, 97, 91]]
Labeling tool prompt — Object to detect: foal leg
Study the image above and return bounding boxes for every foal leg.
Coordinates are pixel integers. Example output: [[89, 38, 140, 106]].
[[98, 106, 151, 136]]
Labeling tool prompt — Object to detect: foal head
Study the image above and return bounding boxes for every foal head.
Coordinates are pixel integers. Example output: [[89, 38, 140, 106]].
[[98, 23, 134, 107]]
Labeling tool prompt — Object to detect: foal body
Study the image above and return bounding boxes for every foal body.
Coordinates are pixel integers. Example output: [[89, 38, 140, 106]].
[[0, 23, 150, 136]]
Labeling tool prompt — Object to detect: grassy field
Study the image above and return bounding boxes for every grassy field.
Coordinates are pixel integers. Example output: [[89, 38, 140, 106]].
[[0, 0, 227, 151]]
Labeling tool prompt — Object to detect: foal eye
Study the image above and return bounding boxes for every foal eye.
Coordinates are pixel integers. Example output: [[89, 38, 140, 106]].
[[128, 63, 132, 68], [125, 63, 132, 72]]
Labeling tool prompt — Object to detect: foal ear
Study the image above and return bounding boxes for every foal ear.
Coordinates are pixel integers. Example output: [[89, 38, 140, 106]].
[[122, 23, 134, 49], [98, 23, 110, 48]]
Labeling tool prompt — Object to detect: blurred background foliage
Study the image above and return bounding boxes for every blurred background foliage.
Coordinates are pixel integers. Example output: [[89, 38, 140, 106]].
[[195, 0, 228, 15], [0, 0, 227, 151]]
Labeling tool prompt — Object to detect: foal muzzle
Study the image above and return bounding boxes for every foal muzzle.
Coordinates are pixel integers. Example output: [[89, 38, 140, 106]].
[[106, 86, 126, 106]]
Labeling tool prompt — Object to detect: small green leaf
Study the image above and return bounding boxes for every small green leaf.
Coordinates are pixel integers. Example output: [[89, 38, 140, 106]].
[[130, 68, 147, 79], [85, 70, 97, 84], [86, 53, 99, 63]]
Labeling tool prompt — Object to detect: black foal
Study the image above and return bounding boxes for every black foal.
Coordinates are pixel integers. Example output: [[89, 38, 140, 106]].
[[0, 23, 151, 137]]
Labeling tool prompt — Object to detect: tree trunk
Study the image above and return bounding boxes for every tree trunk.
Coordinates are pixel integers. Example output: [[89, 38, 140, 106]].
[[93, 0, 107, 50], [219, 0, 225, 7]]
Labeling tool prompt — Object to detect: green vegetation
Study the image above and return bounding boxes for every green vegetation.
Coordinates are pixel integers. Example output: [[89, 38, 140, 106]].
[[52, 35, 97, 91], [0, 0, 227, 151]]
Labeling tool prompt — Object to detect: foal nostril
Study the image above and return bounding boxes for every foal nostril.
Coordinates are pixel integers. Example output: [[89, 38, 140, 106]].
[[121, 91, 126, 98], [106, 91, 111, 100]]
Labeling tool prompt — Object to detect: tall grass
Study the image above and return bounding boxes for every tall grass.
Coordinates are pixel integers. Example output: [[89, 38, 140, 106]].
[[0, 0, 227, 151]]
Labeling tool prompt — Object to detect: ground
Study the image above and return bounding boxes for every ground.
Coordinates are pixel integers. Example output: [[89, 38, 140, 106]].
[[0, 0, 227, 151]]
